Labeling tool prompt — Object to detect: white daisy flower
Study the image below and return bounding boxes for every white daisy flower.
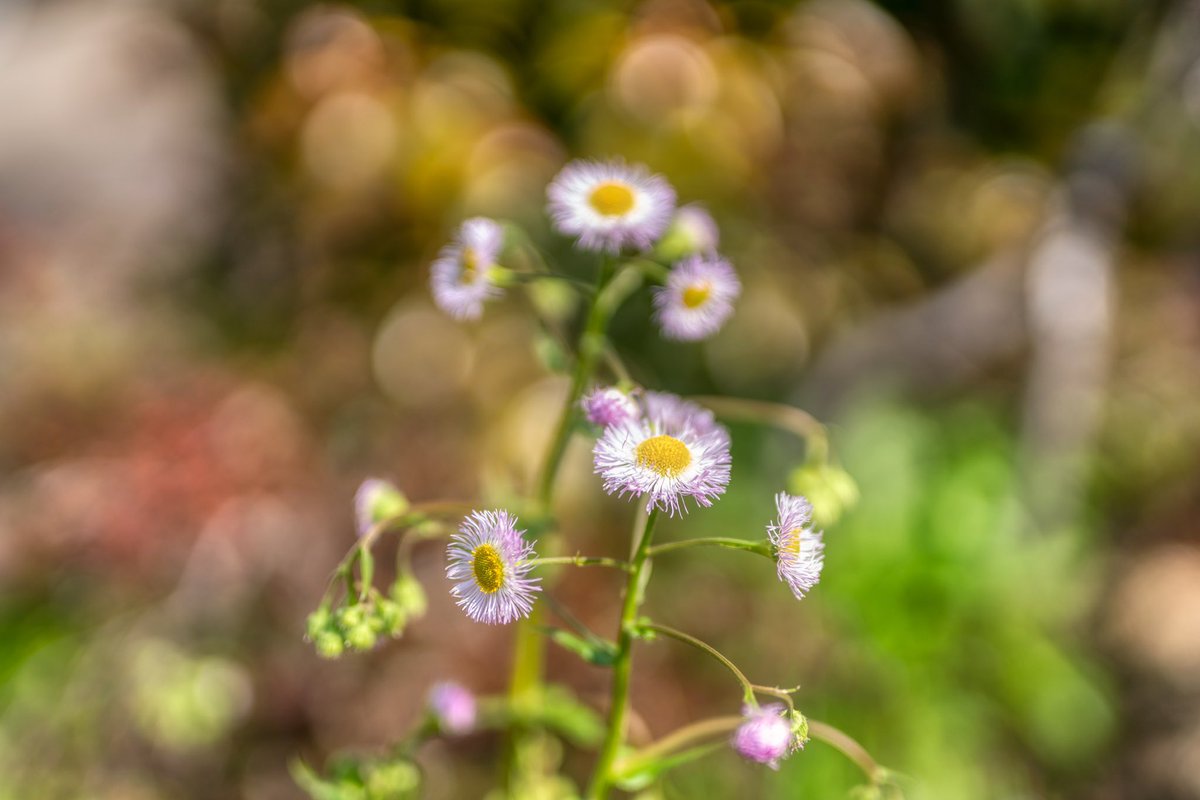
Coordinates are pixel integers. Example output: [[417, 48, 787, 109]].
[[546, 159, 676, 253], [446, 510, 540, 624], [593, 419, 731, 516], [430, 217, 505, 320], [767, 492, 825, 600], [653, 254, 741, 341]]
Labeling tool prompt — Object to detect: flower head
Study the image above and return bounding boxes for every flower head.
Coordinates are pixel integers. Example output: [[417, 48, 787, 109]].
[[446, 510, 540, 624], [431, 217, 505, 320], [547, 159, 676, 253], [657, 203, 720, 260], [731, 704, 802, 769], [767, 493, 825, 600], [354, 478, 408, 538], [582, 386, 640, 428], [593, 419, 731, 516], [653, 255, 741, 341], [427, 681, 477, 735], [640, 391, 726, 443]]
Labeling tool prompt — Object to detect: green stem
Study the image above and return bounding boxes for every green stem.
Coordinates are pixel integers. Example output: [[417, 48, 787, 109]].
[[807, 720, 884, 783], [690, 395, 829, 463], [529, 556, 631, 571], [646, 537, 773, 559], [535, 259, 613, 509], [642, 622, 756, 705], [613, 716, 743, 779], [586, 508, 661, 799]]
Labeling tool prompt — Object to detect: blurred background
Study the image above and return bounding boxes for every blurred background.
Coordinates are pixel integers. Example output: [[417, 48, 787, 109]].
[[1, 0, 1199, 797]]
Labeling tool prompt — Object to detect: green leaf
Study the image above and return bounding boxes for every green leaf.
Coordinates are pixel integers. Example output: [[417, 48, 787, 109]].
[[542, 627, 618, 667]]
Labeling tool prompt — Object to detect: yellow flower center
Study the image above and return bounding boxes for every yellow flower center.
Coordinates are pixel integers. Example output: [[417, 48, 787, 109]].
[[588, 182, 636, 216], [682, 283, 711, 309], [784, 529, 804, 556], [635, 434, 692, 478], [471, 543, 505, 594], [459, 247, 479, 285]]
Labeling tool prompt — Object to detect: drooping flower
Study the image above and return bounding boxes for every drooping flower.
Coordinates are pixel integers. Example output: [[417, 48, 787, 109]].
[[427, 681, 477, 735], [446, 510, 540, 624], [767, 492, 825, 600], [731, 704, 803, 769], [581, 386, 640, 428], [547, 159, 676, 253], [353, 478, 408, 538], [656, 203, 720, 260], [430, 217, 505, 320], [652, 254, 741, 341], [593, 419, 731, 516]]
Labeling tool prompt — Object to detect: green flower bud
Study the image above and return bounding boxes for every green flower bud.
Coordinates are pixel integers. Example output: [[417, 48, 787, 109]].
[[355, 479, 409, 537], [376, 599, 408, 637], [787, 463, 859, 527], [305, 607, 332, 641], [314, 631, 345, 659], [365, 759, 420, 799], [337, 604, 366, 631], [347, 623, 378, 652], [391, 575, 427, 618]]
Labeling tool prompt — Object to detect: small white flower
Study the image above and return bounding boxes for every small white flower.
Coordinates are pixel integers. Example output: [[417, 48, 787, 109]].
[[446, 510, 540, 624], [653, 255, 741, 341], [582, 386, 640, 428], [547, 159, 676, 253], [430, 217, 505, 320], [767, 493, 825, 600], [593, 420, 731, 516]]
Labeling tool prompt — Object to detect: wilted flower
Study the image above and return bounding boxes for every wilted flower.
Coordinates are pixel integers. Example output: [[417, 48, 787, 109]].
[[731, 704, 801, 769], [354, 478, 408, 537], [427, 681, 477, 735], [547, 159, 675, 253], [446, 510, 540, 624], [593, 419, 731, 516], [767, 493, 825, 600], [653, 254, 741, 341], [582, 386, 640, 427], [431, 217, 506, 320]]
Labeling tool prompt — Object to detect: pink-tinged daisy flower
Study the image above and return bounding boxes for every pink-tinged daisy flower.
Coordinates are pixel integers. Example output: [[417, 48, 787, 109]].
[[546, 159, 676, 253], [652, 255, 741, 341], [446, 510, 540, 625], [593, 419, 731, 516], [427, 681, 477, 735], [353, 478, 407, 537], [657, 203, 720, 259], [731, 704, 803, 769], [581, 386, 640, 428], [640, 391, 726, 443], [430, 217, 505, 320], [767, 493, 825, 600]]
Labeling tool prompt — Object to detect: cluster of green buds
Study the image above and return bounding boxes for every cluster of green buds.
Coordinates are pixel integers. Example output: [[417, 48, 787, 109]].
[[307, 574, 427, 659]]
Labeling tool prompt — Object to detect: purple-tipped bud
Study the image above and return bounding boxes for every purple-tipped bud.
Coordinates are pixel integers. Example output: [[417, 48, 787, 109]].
[[354, 478, 408, 537], [427, 681, 477, 735], [581, 386, 640, 428], [731, 704, 798, 769]]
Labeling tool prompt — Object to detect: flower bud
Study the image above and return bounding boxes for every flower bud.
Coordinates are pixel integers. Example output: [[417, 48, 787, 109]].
[[314, 631, 345, 659], [391, 574, 427, 618], [654, 204, 719, 261], [787, 463, 859, 527], [355, 479, 409, 538], [346, 623, 378, 652], [731, 704, 800, 770], [427, 681, 477, 735]]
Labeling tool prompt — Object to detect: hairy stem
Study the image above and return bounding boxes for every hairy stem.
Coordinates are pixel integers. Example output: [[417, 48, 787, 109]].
[[642, 622, 756, 705], [586, 508, 661, 799], [529, 555, 632, 571], [646, 537, 773, 559], [690, 395, 829, 463]]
